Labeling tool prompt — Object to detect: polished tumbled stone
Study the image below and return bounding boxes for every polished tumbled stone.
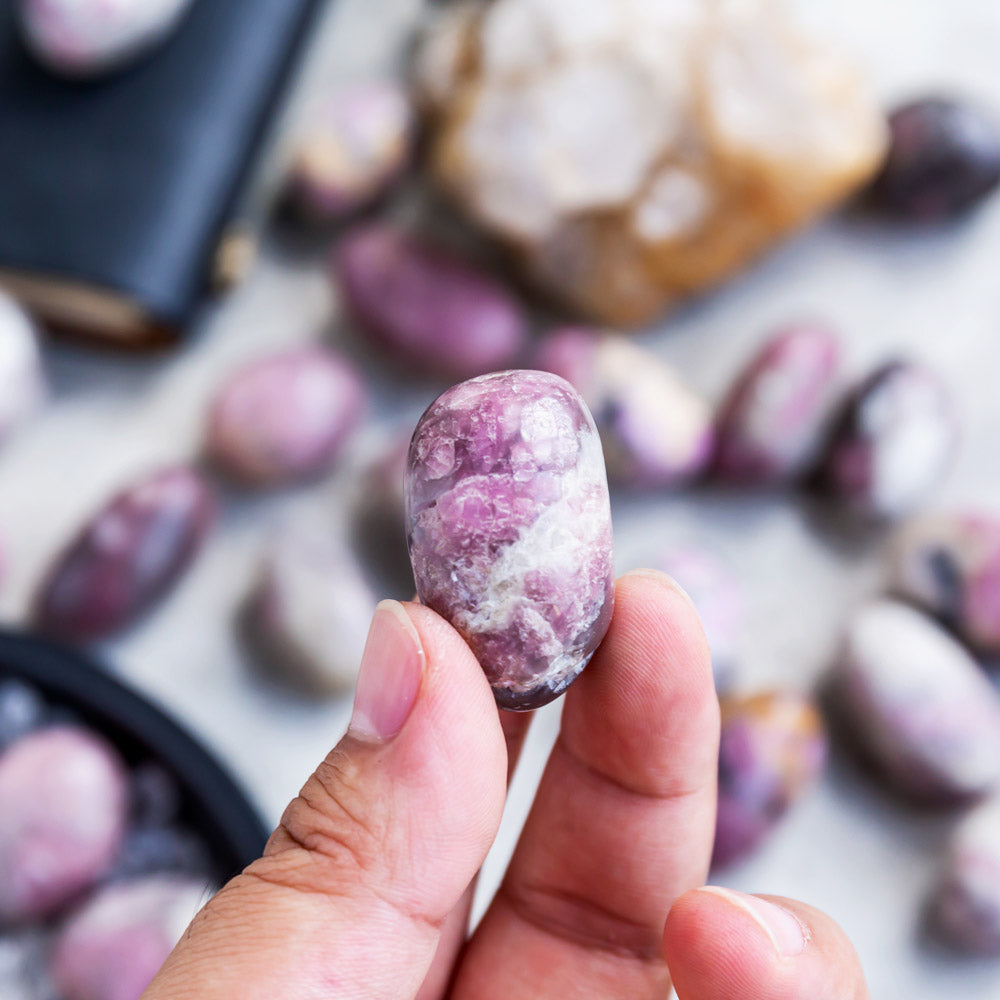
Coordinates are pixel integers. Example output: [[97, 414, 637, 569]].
[[406, 370, 614, 710]]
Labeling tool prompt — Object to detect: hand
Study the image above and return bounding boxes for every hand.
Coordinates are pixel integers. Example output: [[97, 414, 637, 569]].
[[142, 571, 870, 999]]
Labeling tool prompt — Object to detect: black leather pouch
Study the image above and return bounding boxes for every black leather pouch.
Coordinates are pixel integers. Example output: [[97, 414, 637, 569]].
[[0, 0, 323, 345]]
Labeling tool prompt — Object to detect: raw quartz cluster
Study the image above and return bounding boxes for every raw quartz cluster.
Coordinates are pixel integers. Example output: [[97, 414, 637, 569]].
[[416, 0, 887, 326], [406, 371, 614, 710]]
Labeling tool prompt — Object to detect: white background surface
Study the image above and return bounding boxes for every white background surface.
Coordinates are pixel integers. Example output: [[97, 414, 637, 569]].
[[3, 1, 1000, 996]]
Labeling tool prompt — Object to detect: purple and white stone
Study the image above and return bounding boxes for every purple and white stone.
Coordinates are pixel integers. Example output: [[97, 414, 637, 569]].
[[50, 875, 209, 1000], [0, 292, 46, 450], [206, 346, 365, 487], [535, 327, 713, 488], [0, 726, 127, 924], [815, 361, 958, 519], [713, 691, 827, 870], [19, 0, 194, 78], [335, 223, 528, 381], [871, 96, 1000, 222], [889, 512, 1000, 658], [242, 520, 377, 696], [930, 796, 1000, 955], [654, 546, 743, 690], [406, 370, 615, 710], [282, 82, 414, 225], [713, 323, 841, 485], [830, 600, 1000, 803], [33, 467, 215, 642]]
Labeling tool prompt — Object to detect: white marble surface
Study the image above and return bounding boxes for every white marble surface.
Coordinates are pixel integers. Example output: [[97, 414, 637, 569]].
[[3, 0, 1000, 996]]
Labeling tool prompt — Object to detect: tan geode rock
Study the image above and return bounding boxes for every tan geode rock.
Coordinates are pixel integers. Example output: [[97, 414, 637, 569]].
[[416, 0, 888, 327]]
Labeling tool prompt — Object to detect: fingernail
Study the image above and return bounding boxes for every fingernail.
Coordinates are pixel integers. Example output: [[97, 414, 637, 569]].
[[699, 887, 808, 958], [349, 601, 424, 742]]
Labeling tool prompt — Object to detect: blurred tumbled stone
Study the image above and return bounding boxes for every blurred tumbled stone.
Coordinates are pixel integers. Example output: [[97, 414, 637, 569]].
[[206, 347, 365, 487], [0, 726, 127, 923], [33, 467, 215, 642], [406, 370, 614, 710], [814, 361, 959, 520], [930, 796, 1000, 955], [335, 223, 527, 380], [654, 546, 743, 690], [282, 82, 414, 225], [50, 876, 208, 1000], [889, 512, 1000, 657], [416, 0, 886, 327], [870, 97, 1000, 222], [19, 0, 194, 77], [713, 691, 827, 869], [713, 324, 841, 485], [535, 327, 713, 488], [829, 600, 1000, 803], [242, 520, 377, 697]]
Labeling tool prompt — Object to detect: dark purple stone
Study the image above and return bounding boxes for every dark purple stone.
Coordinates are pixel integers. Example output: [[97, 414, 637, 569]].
[[713, 692, 827, 870], [33, 467, 216, 642], [406, 370, 614, 710], [871, 97, 1000, 221], [814, 361, 958, 519], [714, 323, 841, 485]]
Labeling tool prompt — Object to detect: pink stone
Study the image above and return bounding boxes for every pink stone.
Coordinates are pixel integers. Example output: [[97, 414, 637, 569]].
[[50, 875, 208, 1000], [33, 467, 215, 642], [713, 323, 841, 484], [0, 726, 127, 923], [206, 347, 365, 487], [335, 224, 528, 380], [654, 545, 743, 689], [406, 370, 614, 710], [535, 327, 713, 488]]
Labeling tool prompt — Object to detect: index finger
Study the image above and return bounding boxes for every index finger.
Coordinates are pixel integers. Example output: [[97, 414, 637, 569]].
[[450, 569, 720, 999]]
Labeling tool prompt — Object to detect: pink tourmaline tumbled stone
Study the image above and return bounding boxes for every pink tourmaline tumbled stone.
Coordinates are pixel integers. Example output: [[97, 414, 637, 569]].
[[535, 327, 713, 488], [50, 875, 208, 1000], [33, 467, 215, 642], [335, 224, 527, 380], [713, 323, 841, 484], [406, 370, 614, 710], [0, 726, 127, 923], [206, 346, 365, 487]]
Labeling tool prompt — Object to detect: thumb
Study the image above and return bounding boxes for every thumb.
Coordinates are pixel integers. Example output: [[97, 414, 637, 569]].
[[664, 887, 870, 1000], [143, 600, 508, 1000]]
